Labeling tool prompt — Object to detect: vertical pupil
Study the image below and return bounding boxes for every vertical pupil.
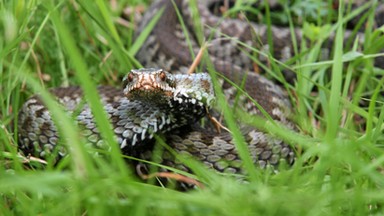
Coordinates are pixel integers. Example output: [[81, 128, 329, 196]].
[[128, 73, 134, 82], [160, 72, 166, 81]]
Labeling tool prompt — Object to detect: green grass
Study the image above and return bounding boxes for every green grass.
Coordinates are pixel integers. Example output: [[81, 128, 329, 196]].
[[1, 0, 384, 215]]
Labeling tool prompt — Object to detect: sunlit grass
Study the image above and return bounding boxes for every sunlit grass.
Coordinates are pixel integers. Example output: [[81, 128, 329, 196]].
[[1, 0, 384, 215]]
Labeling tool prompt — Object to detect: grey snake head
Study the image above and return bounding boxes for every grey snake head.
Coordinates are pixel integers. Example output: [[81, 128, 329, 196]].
[[122, 68, 215, 109], [123, 68, 176, 103]]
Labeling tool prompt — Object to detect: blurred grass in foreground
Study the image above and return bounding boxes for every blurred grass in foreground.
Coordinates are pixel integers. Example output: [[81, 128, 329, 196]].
[[1, 0, 384, 215]]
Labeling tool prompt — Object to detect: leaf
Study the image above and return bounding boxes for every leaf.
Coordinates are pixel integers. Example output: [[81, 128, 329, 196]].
[[342, 51, 363, 62], [303, 22, 332, 42]]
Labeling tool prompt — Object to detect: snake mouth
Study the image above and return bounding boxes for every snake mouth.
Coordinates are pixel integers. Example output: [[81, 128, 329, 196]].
[[139, 81, 165, 90], [128, 82, 175, 94], [127, 86, 174, 97], [141, 83, 155, 90]]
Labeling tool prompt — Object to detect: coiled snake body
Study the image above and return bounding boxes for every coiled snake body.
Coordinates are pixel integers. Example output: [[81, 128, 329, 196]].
[[18, 69, 215, 159], [17, 0, 307, 173]]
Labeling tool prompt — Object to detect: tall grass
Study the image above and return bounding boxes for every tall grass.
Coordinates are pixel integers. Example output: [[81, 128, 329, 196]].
[[1, 0, 384, 215]]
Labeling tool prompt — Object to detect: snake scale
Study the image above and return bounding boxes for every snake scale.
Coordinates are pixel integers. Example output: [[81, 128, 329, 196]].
[[18, 69, 215, 160], [18, 0, 384, 175]]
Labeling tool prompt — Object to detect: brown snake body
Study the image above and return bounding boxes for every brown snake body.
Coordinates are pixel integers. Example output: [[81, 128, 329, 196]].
[[134, 0, 384, 173], [135, 0, 297, 172]]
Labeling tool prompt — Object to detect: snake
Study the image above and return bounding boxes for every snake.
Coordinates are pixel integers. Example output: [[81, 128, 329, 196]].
[[18, 69, 215, 159], [19, 0, 383, 174]]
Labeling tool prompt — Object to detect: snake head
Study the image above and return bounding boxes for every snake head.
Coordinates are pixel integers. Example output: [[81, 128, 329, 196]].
[[123, 68, 176, 103]]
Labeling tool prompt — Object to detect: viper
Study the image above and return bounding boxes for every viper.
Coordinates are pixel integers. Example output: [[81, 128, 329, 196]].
[[19, 0, 382, 174]]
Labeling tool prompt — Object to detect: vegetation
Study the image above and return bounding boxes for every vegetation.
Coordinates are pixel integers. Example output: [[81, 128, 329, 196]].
[[1, 0, 384, 215]]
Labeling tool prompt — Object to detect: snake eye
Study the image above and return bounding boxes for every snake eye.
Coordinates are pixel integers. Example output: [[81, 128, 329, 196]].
[[127, 73, 134, 82], [159, 71, 166, 81]]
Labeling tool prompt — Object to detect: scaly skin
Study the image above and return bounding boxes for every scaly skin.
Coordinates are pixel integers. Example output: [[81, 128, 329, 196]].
[[135, 0, 298, 173], [133, 0, 384, 173], [18, 68, 215, 161]]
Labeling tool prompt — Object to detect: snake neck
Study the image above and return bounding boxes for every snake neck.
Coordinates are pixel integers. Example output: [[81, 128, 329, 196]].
[[157, 72, 215, 126], [123, 69, 215, 123], [111, 70, 215, 150]]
